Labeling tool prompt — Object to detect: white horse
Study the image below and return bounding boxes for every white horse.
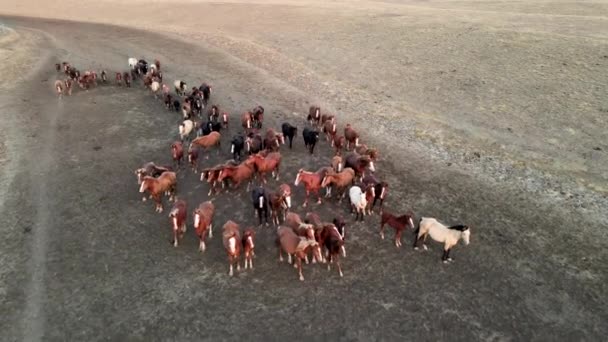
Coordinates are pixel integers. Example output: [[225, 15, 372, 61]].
[[174, 80, 187, 96], [349, 186, 367, 221], [414, 217, 470, 263], [128, 57, 138, 69], [178, 119, 195, 142], [150, 81, 160, 98]]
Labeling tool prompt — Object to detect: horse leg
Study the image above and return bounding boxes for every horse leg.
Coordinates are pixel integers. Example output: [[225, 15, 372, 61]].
[[229, 259, 234, 276], [298, 258, 304, 281], [337, 258, 343, 277], [395, 228, 402, 248], [264, 207, 269, 226], [199, 237, 206, 252], [279, 247, 284, 262], [380, 222, 385, 239], [173, 229, 178, 247], [442, 248, 451, 263]]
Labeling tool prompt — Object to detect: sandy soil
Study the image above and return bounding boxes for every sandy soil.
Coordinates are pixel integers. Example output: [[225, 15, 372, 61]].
[[0, 1, 606, 341]]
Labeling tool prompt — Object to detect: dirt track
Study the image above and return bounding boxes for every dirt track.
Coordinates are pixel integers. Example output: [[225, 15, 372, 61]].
[[0, 10, 607, 342]]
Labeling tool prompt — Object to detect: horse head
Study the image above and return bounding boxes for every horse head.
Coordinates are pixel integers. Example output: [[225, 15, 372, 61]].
[[461, 226, 471, 245]]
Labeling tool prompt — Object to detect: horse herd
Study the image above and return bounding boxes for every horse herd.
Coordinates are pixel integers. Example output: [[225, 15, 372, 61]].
[[53, 57, 471, 281]]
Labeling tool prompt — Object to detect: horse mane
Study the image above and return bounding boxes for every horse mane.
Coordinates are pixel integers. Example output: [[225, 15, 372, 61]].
[[448, 224, 468, 231]]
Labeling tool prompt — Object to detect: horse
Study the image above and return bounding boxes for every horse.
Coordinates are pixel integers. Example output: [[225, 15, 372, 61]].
[[171, 141, 184, 169], [199, 83, 212, 106], [150, 81, 161, 98], [230, 134, 245, 162], [128, 57, 138, 69], [123, 72, 131, 87], [269, 184, 291, 226], [100, 70, 107, 83], [308, 106, 321, 127], [54, 63, 61, 72], [217, 160, 256, 192], [173, 100, 180, 112], [139, 171, 177, 213], [294, 167, 333, 207], [63, 79, 73, 95], [182, 102, 192, 120], [135, 162, 173, 186], [222, 111, 229, 128], [187, 145, 200, 173], [164, 94, 173, 109], [344, 124, 360, 150], [333, 216, 347, 257], [414, 217, 471, 263], [251, 106, 264, 128], [194, 201, 215, 252], [222, 220, 242, 276], [276, 226, 322, 281], [320, 224, 345, 277], [209, 105, 220, 122], [345, 152, 375, 180], [245, 133, 263, 155], [200, 162, 237, 195], [380, 211, 415, 247], [263, 128, 285, 152], [251, 186, 270, 226], [323, 120, 338, 144], [349, 186, 367, 221], [302, 127, 320, 154], [190, 131, 221, 158], [331, 155, 343, 173], [242, 229, 255, 269], [355, 144, 380, 162], [178, 119, 195, 142], [169, 199, 187, 247], [54, 80, 63, 97], [242, 111, 253, 132], [321, 167, 356, 201], [174, 80, 187, 96], [192, 98, 204, 118], [362, 174, 388, 213], [248, 152, 281, 184], [281, 122, 298, 149]]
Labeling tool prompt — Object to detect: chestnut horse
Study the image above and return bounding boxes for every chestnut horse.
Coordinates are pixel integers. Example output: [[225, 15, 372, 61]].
[[222, 111, 229, 128], [139, 171, 177, 213], [294, 167, 333, 207], [169, 199, 187, 247], [217, 159, 256, 191], [200, 161, 238, 196], [344, 124, 360, 150], [333, 136, 346, 156], [222, 220, 242, 276], [171, 141, 184, 168], [263, 128, 285, 152], [323, 120, 338, 144], [269, 184, 292, 226], [355, 144, 380, 162], [241, 112, 253, 132], [187, 145, 199, 173], [380, 211, 415, 247], [276, 226, 322, 281], [190, 131, 221, 158], [194, 201, 215, 252], [135, 162, 173, 186], [286, 213, 321, 264], [242, 228, 255, 269], [321, 167, 356, 201], [331, 155, 343, 173], [248, 152, 281, 184]]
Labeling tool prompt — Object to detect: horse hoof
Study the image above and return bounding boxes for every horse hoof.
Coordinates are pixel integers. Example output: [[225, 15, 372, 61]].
[[414, 247, 419, 250], [443, 260, 449, 264]]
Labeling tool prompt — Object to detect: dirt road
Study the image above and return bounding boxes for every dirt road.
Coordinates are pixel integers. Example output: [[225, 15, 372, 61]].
[[0, 10, 606, 342]]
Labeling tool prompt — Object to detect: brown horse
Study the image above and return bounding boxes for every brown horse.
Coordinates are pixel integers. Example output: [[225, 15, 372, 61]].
[[242, 228, 255, 269], [263, 128, 285, 152], [276, 226, 322, 281], [194, 201, 215, 252], [294, 167, 333, 207], [362, 174, 389, 213], [344, 152, 375, 180], [222, 220, 242, 276], [171, 141, 184, 168], [217, 159, 256, 191], [285, 213, 321, 263], [321, 113, 335, 126], [344, 124, 360, 150], [380, 211, 415, 247], [321, 167, 356, 201], [54, 80, 63, 97], [169, 199, 187, 247], [248, 152, 281, 184], [333, 136, 346, 156], [308, 105, 321, 127], [187, 145, 199, 173], [63, 79, 73, 95], [269, 184, 292, 226], [139, 171, 177, 213], [323, 120, 338, 144], [319, 224, 345, 277], [190, 131, 221, 158], [200, 162, 232, 196], [241, 112, 253, 132], [331, 155, 343, 173], [355, 144, 380, 161], [222, 111, 229, 128], [115, 72, 122, 86], [123, 72, 131, 87]]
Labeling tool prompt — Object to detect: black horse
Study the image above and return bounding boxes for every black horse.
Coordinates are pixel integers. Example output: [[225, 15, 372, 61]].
[[231, 134, 245, 161], [281, 122, 298, 149], [251, 187, 270, 226], [302, 127, 320, 154]]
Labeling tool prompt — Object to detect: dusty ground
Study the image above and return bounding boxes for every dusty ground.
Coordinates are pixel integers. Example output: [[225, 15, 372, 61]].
[[0, 1, 607, 341]]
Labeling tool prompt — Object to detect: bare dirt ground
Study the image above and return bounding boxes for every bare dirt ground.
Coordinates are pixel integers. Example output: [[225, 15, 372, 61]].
[[0, 1, 607, 341]]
